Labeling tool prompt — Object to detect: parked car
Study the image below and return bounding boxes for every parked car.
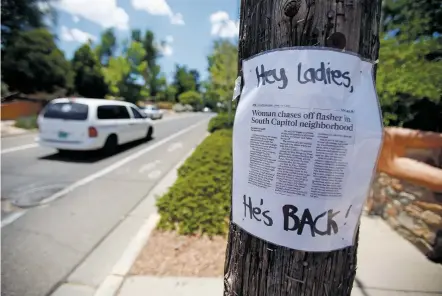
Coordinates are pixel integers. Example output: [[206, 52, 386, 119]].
[[143, 104, 163, 120], [36, 98, 153, 154]]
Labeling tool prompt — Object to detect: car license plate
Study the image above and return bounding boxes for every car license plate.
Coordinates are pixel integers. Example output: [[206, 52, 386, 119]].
[[58, 131, 68, 139]]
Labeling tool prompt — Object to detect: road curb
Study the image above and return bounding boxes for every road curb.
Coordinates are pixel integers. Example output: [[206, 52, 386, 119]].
[[92, 132, 210, 296]]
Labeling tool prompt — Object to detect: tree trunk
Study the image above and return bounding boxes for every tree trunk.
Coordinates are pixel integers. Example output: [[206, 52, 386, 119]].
[[224, 0, 382, 295]]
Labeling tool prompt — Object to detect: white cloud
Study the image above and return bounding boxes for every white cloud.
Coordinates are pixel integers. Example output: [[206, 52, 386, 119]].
[[72, 15, 80, 23], [156, 35, 174, 56], [159, 44, 173, 56], [61, 26, 97, 43], [170, 13, 184, 25], [56, 0, 129, 30], [210, 11, 239, 38], [132, 0, 185, 25], [165, 35, 174, 43]]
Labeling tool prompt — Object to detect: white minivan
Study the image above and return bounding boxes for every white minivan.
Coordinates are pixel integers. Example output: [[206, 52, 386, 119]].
[[36, 98, 154, 154]]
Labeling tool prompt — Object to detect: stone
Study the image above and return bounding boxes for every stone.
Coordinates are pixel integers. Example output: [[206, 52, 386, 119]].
[[404, 204, 423, 218], [391, 179, 403, 191], [414, 201, 442, 215], [385, 186, 397, 197], [382, 203, 398, 219], [398, 191, 416, 202], [377, 174, 390, 186], [420, 210, 442, 226], [399, 198, 412, 206], [393, 199, 402, 207], [397, 212, 417, 230]]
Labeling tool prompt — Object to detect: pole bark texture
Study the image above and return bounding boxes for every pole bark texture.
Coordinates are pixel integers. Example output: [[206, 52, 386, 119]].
[[224, 0, 382, 295]]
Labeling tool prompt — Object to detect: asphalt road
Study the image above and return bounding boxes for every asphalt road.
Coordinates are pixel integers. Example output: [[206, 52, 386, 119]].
[[1, 113, 212, 296]]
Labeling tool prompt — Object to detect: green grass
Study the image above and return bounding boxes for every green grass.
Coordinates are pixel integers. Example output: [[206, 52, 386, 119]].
[[14, 115, 38, 130]]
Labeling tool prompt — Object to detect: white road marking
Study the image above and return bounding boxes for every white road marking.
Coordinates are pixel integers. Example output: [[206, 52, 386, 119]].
[[35, 120, 206, 207], [1, 211, 27, 228], [0, 113, 201, 155], [147, 170, 162, 180], [1, 116, 206, 228], [167, 142, 183, 152], [138, 160, 161, 173], [1, 143, 38, 154]]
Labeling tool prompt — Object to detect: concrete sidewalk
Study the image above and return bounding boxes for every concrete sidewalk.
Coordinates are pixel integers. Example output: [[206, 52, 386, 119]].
[[1, 120, 32, 137], [116, 216, 442, 296]]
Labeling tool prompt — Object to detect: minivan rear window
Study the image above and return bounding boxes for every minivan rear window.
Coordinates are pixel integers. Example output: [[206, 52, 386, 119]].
[[43, 102, 89, 120]]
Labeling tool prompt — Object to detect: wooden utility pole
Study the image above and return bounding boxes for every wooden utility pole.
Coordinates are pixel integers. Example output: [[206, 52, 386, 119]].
[[224, 0, 382, 295]]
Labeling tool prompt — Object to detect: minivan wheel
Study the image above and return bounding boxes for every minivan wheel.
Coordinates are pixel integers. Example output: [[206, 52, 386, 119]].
[[145, 126, 153, 141], [103, 135, 118, 155]]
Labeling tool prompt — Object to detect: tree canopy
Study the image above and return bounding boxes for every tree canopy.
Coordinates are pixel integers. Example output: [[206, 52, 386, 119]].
[[1, 0, 56, 50], [2, 0, 439, 130], [96, 28, 117, 66], [206, 40, 237, 105], [172, 65, 200, 101], [72, 44, 108, 98], [377, 0, 442, 130], [2, 28, 73, 95]]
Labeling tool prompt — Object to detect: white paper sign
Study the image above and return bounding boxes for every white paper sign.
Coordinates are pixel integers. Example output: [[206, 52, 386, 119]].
[[232, 48, 383, 252]]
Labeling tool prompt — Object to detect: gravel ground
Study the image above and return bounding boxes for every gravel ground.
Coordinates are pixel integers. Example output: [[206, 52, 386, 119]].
[[130, 230, 227, 277]]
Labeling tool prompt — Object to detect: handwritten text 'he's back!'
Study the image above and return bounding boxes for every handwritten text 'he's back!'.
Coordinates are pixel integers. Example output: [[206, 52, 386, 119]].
[[255, 62, 354, 93]]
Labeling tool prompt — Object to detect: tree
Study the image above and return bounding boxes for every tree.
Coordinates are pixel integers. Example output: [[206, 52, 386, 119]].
[[189, 69, 201, 92], [377, 0, 442, 130], [156, 84, 177, 102], [206, 40, 238, 105], [1, 0, 56, 50], [96, 28, 117, 66], [102, 56, 131, 98], [376, 37, 442, 126], [381, 0, 442, 41], [224, 1, 382, 295], [172, 65, 199, 100], [102, 40, 147, 103], [2, 28, 73, 95], [178, 90, 203, 109], [142, 30, 162, 97], [72, 43, 108, 98], [131, 29, 142, 43]]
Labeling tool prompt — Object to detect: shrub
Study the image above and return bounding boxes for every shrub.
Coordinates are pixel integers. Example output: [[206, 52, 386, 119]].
[[173, 103, 186, 112], [156, 129, 232, 236], [15, 115, 38, 130], [184, 104, 194, 112], [178, 90, 203, 110], [157, 101, 173, 110], [208, 113, 234, 133]]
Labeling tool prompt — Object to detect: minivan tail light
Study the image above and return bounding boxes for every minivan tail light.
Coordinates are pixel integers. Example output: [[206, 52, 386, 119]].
[[88, 126, 98, 138]]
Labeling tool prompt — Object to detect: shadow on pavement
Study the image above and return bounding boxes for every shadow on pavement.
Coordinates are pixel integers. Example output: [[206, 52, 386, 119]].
[[38, 137, 154, 163]]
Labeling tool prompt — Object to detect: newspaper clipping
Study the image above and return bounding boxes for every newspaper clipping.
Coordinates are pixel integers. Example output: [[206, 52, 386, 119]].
[[232, 48, 383, 252]]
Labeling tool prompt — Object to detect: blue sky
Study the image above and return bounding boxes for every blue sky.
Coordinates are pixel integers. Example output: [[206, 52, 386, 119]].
[[53, 0, 239, 82]]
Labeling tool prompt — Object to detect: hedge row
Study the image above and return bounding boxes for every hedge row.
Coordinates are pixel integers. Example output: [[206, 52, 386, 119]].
[[156, 129, 232, 236], [207, 113, 234, 133]]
